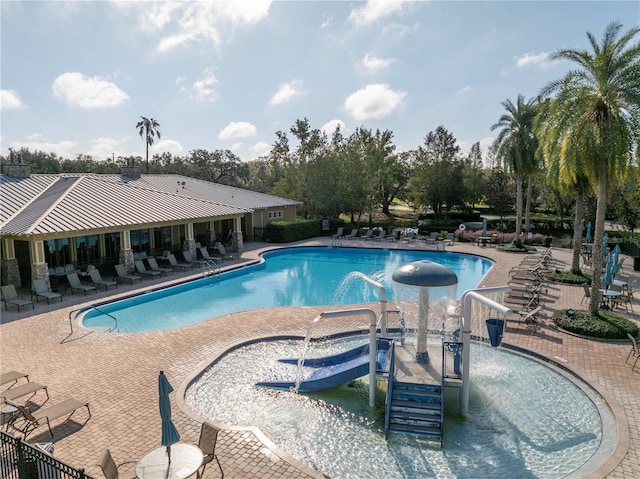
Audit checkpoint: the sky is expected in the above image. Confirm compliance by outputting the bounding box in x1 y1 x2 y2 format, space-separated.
1 1 639 164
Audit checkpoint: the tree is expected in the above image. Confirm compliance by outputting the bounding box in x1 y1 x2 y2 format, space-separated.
491 95 539 240
539 22 640 314
485 167 514 228
136 116 162 174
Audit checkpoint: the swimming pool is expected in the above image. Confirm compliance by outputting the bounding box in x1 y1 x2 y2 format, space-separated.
82 247 493 333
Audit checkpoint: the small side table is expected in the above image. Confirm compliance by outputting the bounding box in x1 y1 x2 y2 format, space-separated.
1 403 21 431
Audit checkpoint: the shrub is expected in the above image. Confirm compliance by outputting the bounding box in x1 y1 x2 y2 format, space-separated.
545 270 592 285
552 309 639 339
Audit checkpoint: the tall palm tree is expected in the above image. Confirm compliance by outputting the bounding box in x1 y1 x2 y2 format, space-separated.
136 116 162 173
491 95 539 241
539 22 640 314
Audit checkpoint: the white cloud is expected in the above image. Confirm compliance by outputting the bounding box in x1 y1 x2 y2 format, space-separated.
321 119 346 137
177 68 219 102
269 80 303 105
218 121 257 139
360 53 395 73
0 89 25 110
250 141 271 156
382 22 418 38
86 137 125 160
136 0 271 52
155 139 183 154
52 72 129 108
11 134 77 159
344 84 406 120
502 51 555 75
459 85 473 94
348 0 413 27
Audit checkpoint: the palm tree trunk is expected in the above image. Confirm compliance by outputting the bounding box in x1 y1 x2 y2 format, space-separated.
589 176 608 314
525 177 533 234
571 193 584 274
515 176 523 239
145 139 149 174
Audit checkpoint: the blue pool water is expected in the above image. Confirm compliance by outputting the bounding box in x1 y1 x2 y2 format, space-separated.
82 247 493 333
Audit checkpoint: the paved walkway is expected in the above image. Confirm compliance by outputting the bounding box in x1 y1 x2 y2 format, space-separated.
1 239 638 478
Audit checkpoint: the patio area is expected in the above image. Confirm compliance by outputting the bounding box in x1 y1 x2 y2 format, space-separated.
1 238 639 478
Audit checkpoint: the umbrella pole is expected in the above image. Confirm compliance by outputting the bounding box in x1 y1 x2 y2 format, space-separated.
167 445 171 464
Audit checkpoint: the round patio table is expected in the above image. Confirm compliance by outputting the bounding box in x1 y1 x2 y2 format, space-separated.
136 443 203 479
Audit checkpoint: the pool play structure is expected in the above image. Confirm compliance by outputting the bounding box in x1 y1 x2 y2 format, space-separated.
185 259 615 478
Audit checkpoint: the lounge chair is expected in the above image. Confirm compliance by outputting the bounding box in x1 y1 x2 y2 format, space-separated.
345 229 359 240
147 257 173 276
10 398 91 438
199 247 219 262
1 381 49 404
215 243 239 260
373 229 387 241
97 449 137 479
67 273 97 295
361 229 374 241
89 269 118 290
166 253 193 271
134 260 162 278
0 371 29 388
1 284 34 311
114 264 142 284
424 232 438 244
626 333 639 371
196 422 224 479
444 233 455 245
32 279 62 304
182 251 203 265
331 227 344 240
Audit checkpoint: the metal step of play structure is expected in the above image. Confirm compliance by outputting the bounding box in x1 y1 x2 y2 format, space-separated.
386 381 444 445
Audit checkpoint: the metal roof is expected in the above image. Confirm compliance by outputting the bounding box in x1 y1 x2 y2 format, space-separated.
0 173 297 237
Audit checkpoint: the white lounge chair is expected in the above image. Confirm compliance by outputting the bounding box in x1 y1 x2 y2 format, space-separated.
1 285 34 311
215 243 239 260
89 269 118 290
67 273 97 295
114 264 142 284
32 279 62 304
147 257 174 275
167 253 193 271
134 260 162 278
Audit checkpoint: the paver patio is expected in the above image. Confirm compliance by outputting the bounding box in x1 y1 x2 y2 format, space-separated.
1 239 638 478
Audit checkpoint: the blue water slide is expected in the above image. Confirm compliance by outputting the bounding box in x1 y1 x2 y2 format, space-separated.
255 338 392 393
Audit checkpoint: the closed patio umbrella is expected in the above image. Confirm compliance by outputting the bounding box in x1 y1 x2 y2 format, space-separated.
602 254 613 290
603 232 609 256
612 244 621 277
585 222 592 242
482 218 487 237
159 371 180 463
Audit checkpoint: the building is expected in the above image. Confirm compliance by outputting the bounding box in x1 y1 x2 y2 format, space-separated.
0 163 301 288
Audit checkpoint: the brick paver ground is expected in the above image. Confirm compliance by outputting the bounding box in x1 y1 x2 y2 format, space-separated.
1 239 638 478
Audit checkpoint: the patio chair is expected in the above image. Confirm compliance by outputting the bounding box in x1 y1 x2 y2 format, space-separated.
89 269 118 290
197 422 224 479
146 257 173 276
9 398 90 438
134 260 162 278
373 229 387 241
626 333 639 371
182 251 203 265
114 264 142 284
361 229 374 241
67 273 97 295
199 247 219 262
215 243 239 260
580 283 591 304
444 233 455 245
166 253 193 271
424 232 438 244
97 449 137 479
1 284 34 311
1 381 49 404
32 279 62 304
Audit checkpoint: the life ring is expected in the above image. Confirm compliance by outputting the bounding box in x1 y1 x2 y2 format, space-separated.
459 224 466 231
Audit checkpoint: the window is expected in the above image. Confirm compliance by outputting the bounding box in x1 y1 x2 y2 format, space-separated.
268 210 283 219
154 226 172 252
131 229 151 253
75 235 100 266
43 238 71 267
104 232 120 262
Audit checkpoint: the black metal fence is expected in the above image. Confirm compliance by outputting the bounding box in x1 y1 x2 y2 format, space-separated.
0 431 93 479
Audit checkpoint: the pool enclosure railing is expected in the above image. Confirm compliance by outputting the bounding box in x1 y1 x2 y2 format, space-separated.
0 430 93 479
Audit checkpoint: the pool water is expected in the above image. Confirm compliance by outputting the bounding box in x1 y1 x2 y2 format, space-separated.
186 336 609 479
82 247 492 333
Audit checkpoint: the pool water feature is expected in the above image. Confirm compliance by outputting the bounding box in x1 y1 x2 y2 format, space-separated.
82 247 492 333
186 336 612 479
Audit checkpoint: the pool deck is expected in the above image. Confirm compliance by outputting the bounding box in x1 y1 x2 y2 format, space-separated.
1 238 639 478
